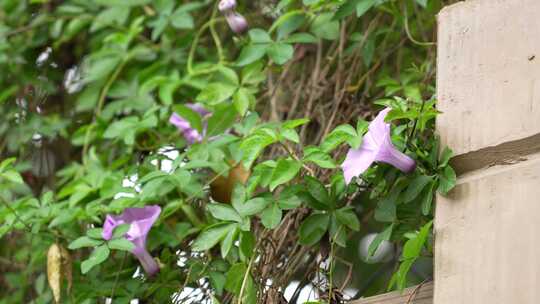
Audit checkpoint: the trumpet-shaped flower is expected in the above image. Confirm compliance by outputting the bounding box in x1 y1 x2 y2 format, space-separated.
169 103 211 144
102 206 161 276
342 108 416 184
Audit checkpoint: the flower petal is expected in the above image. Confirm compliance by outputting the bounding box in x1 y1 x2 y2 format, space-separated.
169 113 191 131
376 136 416 173
368 108 391 146
342 143 378 184
224 12 248 34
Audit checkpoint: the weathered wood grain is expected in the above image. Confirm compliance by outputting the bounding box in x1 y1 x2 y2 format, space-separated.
349 282 433 304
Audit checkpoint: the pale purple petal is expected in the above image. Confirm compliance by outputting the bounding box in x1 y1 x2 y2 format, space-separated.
169 113 191 131
342 148 377 184
186 103 211 117
367 108 391 146
341 133 379 184
342 107 416 184
101 205 161 276
102 215 124 240
170 103 210 144
218 0 236 12
376 136 416 173
224 11 248 34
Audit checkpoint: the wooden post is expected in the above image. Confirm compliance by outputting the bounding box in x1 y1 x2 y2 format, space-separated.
349 282 433 304
435 0 540 303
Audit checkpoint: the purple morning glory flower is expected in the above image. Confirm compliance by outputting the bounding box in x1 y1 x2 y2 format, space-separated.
169 103 211 145
342 108 416 184
102 206 161 276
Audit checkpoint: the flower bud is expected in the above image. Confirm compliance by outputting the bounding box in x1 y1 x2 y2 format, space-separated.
224 11 248 34
218 0 236 12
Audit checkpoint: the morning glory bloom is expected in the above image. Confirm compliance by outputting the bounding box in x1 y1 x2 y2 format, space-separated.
102 206 161 276
169 103 211 144
218 0 248 34
342 108 416 184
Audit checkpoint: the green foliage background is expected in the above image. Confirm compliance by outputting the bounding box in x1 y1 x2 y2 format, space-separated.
0 0 457 303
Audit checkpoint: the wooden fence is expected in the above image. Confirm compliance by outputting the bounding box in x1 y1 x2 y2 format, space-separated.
351 0 540 303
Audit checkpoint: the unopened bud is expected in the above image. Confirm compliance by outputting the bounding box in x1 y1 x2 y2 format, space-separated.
218 0 236 12
224 11 248 34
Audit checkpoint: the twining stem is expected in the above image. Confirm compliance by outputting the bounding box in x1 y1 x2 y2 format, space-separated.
403 4 435 47
280 142 315 176
187 16 226 76
237 249 255 304
0 196 31 231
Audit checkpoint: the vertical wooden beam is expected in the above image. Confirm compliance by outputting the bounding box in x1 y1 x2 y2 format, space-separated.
435 0 540 303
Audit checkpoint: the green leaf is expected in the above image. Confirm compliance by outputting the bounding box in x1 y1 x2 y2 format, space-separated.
81 245 110 274
321 124 357 152
233 88 254 116
208 203 243 222
402 175 433 203
111 223 131 239
196 83 236 105
267 43 294 65
249 28 272 43
298 213 330 246
403 220 433 259
329 214 347 247
303 148 336 169
107 238 135 251
224 263 247 294
239 231 256 259
220 224 238 258
192 223 236 251
87 228 104 239
305 176 331 208
281 128 300 143
68 236 103 249
421 181 435 215
2 171 24 184
334 0 361 20
283 32 317 44
437 166 456 195
356 0 377 17
206 104 237 137
234 197 269 217
93 0 151 6
0 157 16 172
171 11 194 29
236 45 268 66
368 224 393 257
240 129 278 167
282 118 310 129
260 203 282 229
374 196 396 222
172 104 204 133
438 147 453 168
334 207 360 231
415 0 428 8
269 159 302 191
275 12 306 40
310 13 339 40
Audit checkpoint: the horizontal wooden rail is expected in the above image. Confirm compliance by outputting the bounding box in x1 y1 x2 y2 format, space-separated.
349 282 433 304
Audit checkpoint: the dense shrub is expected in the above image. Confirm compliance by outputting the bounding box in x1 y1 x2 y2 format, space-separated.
0 0 456 303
